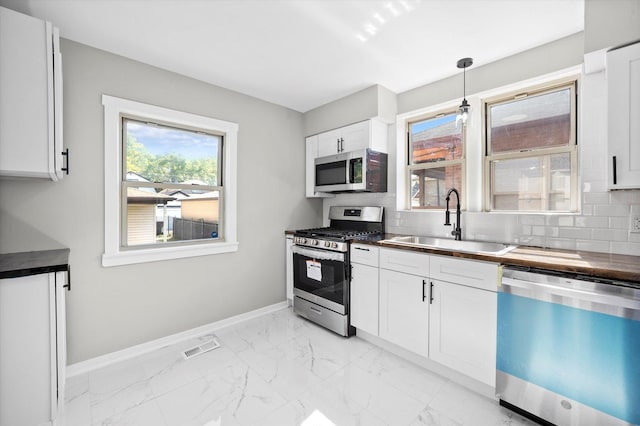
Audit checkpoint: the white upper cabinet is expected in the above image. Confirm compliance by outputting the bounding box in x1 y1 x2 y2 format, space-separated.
316 119 387 158
0 7 66 181
607 41 640 189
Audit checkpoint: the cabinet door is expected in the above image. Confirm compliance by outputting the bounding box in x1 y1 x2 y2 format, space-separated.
429 280 497 386
0 8 63 181
350 262 379 336
317 128 341 157
0 274 53 426
340 120 370 152
379 269 429 357
608 41 640 189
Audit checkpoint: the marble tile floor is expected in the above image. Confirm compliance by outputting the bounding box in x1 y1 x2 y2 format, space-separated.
58 307 533 426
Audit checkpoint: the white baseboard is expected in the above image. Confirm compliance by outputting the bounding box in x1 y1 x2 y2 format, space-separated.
66 301 288 378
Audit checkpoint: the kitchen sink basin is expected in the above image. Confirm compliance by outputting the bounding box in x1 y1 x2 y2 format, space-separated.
381 236 517 256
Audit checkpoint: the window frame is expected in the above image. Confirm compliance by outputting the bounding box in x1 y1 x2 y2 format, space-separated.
406 109 466 210
483 79 578 213
102 95 238 267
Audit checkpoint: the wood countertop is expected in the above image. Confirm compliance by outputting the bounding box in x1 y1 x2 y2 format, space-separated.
355 236 640 284
286 230 639 283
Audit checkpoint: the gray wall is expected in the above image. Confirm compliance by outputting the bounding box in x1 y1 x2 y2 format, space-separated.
0 39 321 363
584 0 640 53
398 32 584 114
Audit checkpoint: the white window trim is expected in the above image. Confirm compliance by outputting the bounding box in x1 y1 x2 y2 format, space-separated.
395 65 582 214
406 110 466 210
101 95 238 267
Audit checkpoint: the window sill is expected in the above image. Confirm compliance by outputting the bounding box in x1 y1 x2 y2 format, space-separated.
102 241 239 267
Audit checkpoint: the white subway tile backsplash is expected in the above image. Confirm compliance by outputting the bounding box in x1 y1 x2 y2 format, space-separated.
558 227 591 239
581 204 594 216
610 217 630 230
576 239 610 253
519 215 545 226
532 226 546 236
545 238 576 250
610 242 640 256
591 228 629 242
575 216 609 228
629 233 640 243
610 190 640 204
582 192 610 204
558 216 574 227
594 204 630 217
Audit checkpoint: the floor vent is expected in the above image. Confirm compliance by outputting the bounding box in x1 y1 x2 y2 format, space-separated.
182 338 221 360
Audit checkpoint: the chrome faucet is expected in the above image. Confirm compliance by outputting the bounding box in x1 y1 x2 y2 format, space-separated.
444 188 462 241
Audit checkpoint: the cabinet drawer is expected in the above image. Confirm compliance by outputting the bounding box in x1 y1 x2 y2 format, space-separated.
430 256 498 292
379 248 429 277
351 244 379 267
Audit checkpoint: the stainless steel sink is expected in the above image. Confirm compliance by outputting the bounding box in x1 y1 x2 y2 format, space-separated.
381 235 517 256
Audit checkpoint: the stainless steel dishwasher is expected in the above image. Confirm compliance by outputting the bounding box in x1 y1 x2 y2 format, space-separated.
497 267 640 426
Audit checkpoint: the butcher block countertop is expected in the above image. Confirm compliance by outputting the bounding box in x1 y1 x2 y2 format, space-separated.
355 235 640 284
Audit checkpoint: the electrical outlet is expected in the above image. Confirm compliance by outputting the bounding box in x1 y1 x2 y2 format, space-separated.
630 205 640 233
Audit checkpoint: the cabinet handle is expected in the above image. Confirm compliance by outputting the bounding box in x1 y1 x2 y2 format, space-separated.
337 138 340 153
340 137 344 152
354 247 370 251
430 281 434 304
422 279 426 301
612 156 617 185
63 265 71 291
61 148 70 175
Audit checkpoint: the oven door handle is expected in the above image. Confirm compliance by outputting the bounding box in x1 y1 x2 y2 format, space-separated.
292 245 346 262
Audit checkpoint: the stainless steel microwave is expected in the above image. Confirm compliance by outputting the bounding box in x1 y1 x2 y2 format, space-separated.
314 148 388 193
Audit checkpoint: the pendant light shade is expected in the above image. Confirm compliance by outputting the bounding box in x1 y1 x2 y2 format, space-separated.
456 57 473 127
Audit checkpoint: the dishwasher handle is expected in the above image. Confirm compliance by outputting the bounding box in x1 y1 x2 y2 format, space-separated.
501 271 640 320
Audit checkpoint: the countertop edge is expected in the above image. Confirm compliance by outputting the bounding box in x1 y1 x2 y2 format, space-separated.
0 248 70 279
353 236 640 284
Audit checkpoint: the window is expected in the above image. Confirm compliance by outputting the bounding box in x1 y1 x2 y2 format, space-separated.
102 95 238 267
407 112 464 209
484 81 577 212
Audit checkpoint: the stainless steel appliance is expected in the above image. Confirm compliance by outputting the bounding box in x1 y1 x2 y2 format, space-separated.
314 148 388 193
292 206 384 336
497 267 640 426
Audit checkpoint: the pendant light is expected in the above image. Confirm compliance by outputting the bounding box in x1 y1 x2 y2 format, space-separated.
456 57 473 127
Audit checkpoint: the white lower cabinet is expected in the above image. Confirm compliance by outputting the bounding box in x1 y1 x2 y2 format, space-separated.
379 268 429 358
429 278 497 386
350 246 499 388
350 244 379 336
350 262 379 335
0 271 67 426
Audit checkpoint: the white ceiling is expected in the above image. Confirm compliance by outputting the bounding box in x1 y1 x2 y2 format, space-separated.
2 0 584 112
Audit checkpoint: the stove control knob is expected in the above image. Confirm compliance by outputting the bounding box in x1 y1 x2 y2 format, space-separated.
324 241 331 247
331 242 338 248
312 239 319 246
299 238 307 244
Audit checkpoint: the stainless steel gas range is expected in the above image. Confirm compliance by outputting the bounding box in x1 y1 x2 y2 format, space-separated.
291 206 384 336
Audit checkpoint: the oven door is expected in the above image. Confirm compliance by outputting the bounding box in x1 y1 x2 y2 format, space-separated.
292 245 348 314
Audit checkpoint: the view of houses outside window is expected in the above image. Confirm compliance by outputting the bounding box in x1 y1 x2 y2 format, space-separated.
122 117 223 247
485 81 577 212
408 112 464 209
